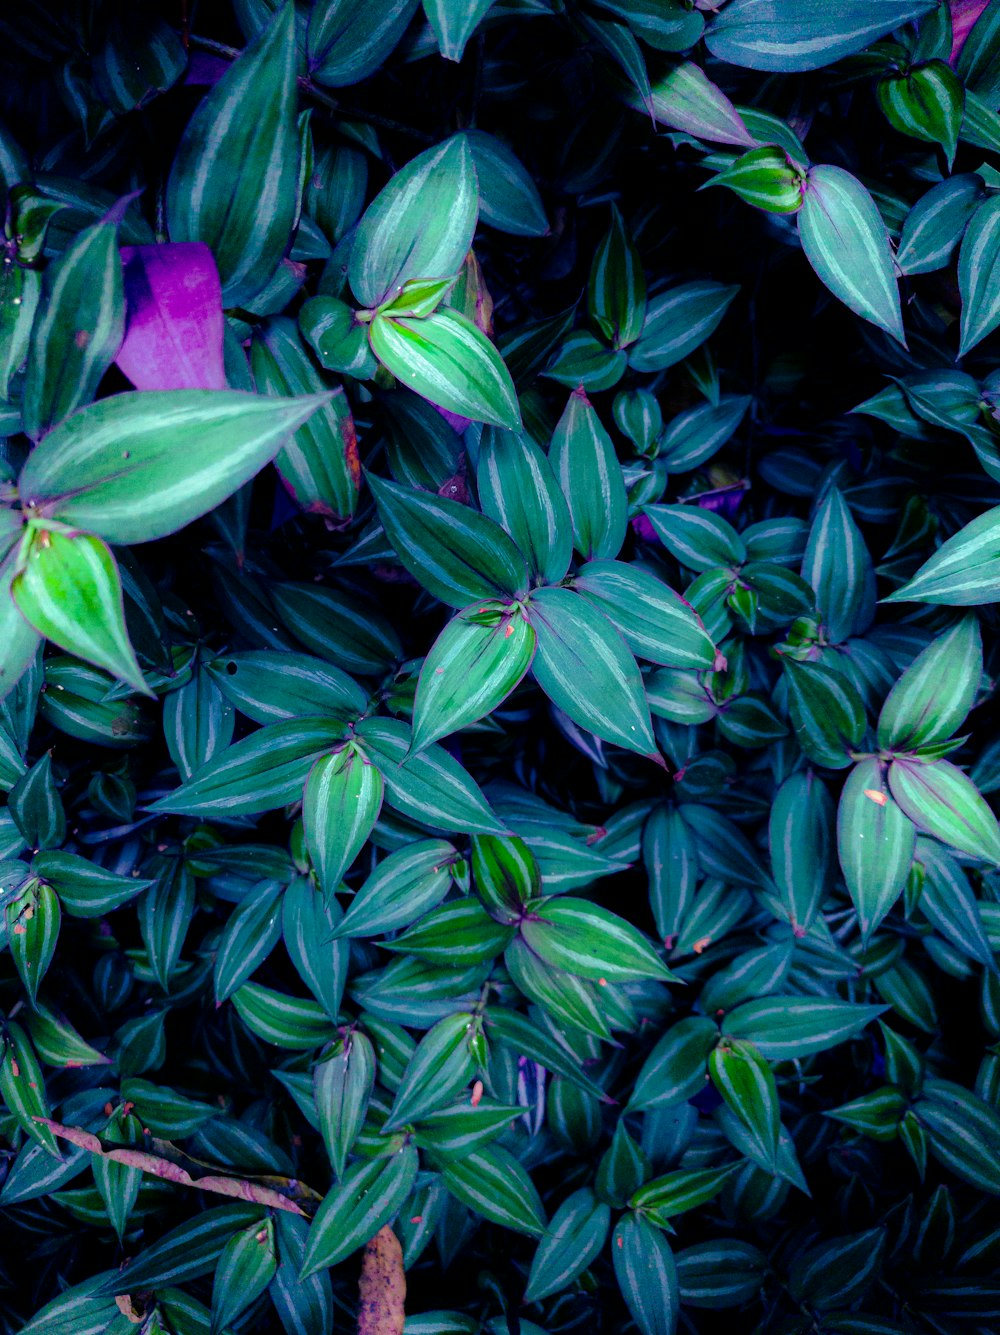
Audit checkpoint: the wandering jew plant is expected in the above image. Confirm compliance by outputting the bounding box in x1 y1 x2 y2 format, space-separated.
1 0 1000 1332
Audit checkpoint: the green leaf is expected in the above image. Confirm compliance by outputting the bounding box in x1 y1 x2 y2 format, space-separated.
798 166 905 344
477 429 573 586
659 395 753 473
411 602 536 752
282 875 350 1020
269 1213 335 1335
879 60 964 167
387 899 514 966
589 206 646 349
642 504 745 572
149 719 347 816
520 895 676 982
675 1239 767 1309
884 505 1000 604
574 559 717 669
424 0 496 61
368 473 529 608
467 131 548 237
24 1003 109 1069
549 389 627 560
705 0 936 72
612 1211 679 1335
723 996 887 1060
303 746 384 895
768 769 832 932
436 1145 547 1236
96 1204 263 1293
385 1012 479 1130
0 1021 57 1155
471 833 540 922
370 307 521 431
208 649 366 726
709 1038 780 1172
250 319 359 518
232 982 337 1050
959 193 1000 356
211 1216 277 1335
529 585 657 758
802 487 876 643
525 1187 611 1302
647 62 755 147
213 879 284 1003
897 173 986 275
331 838 456 939
166 3 299 307
273 581 402 675
350 135 477 308
629 281 739 374
782 658 866 770
11 528 146 694
505 937 615 1041
7 878 60 1005
22 220 122 440
631 1165 738 1226
355 716 506 834
704 146 805 213
165 666 235 780
300 1146 419 1276
485 1007 609 1102
837 759 916 942
888 756 1000 864
877 615 981 750
307 0 419 88
33 850 151 918
0 259 40 403
915 1078 1000 1196
314 1031 376 1177
298 294 376 378
19 389 329 545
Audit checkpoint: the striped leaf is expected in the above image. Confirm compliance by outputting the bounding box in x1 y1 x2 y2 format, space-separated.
724 996 887 1060
549 389 628 560
331 839 456 940
355 715 506 834
467 130 549 237
163 666 235 780
424 0 496 62
676 1239 767 1309
888 756 1000 864
878 60 964 166
783 658 866 770
19 389 329 545
303 746 384 895
0 1022 56 1155
529 585 657 759
612 1212 678 1335
629 281 739 374
314 1031 376 1178
166 3 298 308
705 0 936 72
95 1204 262 1294
212 880 284 1003
412 602 536 752
437 1145 547 1236
385 899 514 966
897 173 986 275
385 1012 478 1130
7 879 59 1006
768 770 832 932
307 0 419 87
250 319 359 519
704 146 805 213
519 895 676 982
632 1165 738 1226
368 473 529 609
149 719 348 816
369 307 521 431
802 487 876 643
915 1078 1000 1195
574 560 717 670
837 758 916 942
282 876 350 1020
232 982 336 1050
885 505 1000 604
211 1218 277 1335
659 395 752 473
477 429 573 585
877 615 981 750
958 193 1000 356
709 1038 780 1171
350 135 477 308
647 62 755 146
798 166 905 344
300 1146 419 1276
22 220 123 440
589 206 646 348
12 528 145 694
525 1187 611 1302
643 504 745 572
208 650 366 726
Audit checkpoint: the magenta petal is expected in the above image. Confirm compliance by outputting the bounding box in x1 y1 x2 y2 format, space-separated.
116 243 227 391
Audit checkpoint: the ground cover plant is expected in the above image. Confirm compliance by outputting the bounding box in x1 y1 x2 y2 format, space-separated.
1 0 1000 1331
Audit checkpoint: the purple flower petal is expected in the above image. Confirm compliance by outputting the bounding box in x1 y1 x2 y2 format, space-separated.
116 243 226 391
434 405 472 434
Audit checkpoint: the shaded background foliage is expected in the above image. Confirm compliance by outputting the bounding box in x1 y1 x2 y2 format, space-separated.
0 2 1000 1334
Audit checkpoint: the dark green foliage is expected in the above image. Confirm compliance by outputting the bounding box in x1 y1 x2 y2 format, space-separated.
2 2 1000 1334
